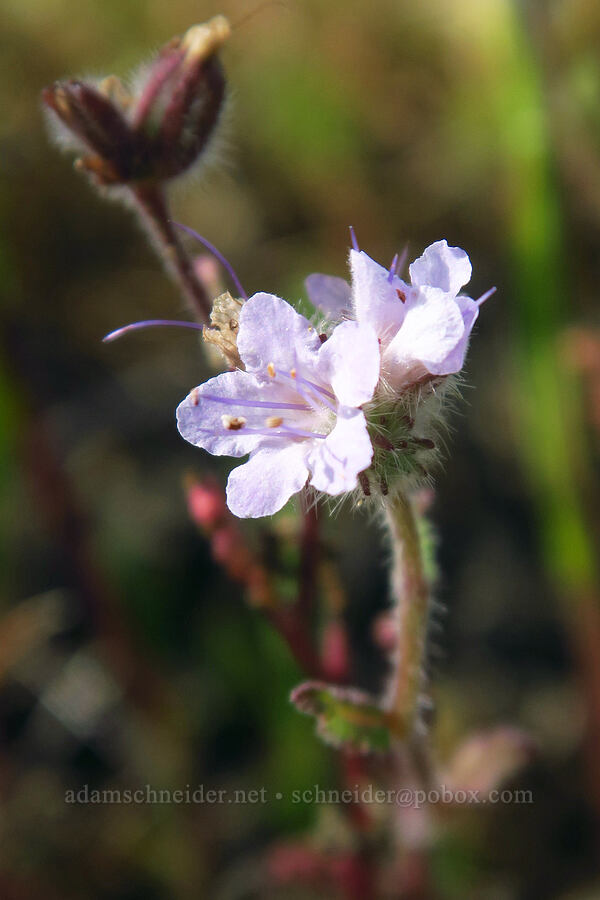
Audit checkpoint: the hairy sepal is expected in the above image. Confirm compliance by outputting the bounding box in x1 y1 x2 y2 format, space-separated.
290 681 391 754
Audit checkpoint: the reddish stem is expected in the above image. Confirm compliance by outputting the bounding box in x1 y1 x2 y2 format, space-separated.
130 183 212 322
298 504 319 621
264 606 323 679
571 593 600 835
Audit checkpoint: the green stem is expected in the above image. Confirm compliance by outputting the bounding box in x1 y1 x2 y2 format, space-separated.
384 491 430 739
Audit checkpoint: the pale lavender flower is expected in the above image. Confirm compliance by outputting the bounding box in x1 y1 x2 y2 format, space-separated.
176 293 380 517
306 239 493 391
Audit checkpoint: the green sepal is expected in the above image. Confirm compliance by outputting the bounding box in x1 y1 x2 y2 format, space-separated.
290 681 391 754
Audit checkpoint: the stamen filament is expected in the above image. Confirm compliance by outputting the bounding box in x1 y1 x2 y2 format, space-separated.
278 424 327 440
476 286 496 306
286 379 318 411
298 376 336 401
275 372 330 412
174 222 249 299
349 225 359 252
295 379 337 413
201 393 310 411
397 244 409 277
192 425 327 440
103 319 204 343
234 426 326 440
303 384 336 413
278 371 336 402
387 253 399 283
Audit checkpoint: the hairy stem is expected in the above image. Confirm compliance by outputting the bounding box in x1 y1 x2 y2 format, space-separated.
384 491 430 738
130 182 212 323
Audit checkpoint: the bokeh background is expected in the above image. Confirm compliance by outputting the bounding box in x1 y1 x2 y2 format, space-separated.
1 0 600 896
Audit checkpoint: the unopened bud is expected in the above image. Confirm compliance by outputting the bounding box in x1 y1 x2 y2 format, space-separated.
444 727 536 796
42 16 230 186
186 476 227 530
42 79 137 184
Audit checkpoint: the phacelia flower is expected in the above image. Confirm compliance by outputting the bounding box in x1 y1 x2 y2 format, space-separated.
306 239 493 391
176 293 380 517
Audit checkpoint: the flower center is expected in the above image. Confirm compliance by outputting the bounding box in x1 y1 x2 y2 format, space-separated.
203 361 337 442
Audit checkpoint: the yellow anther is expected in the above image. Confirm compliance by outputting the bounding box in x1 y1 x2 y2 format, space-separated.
221 414 246 431
290 368 297 378
267 362 276 377
266 416 283 428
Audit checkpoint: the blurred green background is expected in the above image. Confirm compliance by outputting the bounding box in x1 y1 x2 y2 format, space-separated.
1 0 600 897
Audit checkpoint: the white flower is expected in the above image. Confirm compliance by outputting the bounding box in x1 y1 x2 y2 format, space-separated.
306 239 493 390
176 293 380 517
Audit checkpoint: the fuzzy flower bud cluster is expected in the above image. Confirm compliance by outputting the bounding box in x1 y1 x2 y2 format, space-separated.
42 16 229 186
176 239 492 517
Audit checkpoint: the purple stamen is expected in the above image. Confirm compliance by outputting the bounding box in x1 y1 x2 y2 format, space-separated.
103 319 203 343
286 379 317 411
387 253 399 284
278 424 327 440
174 222 248 299
277 371 336 412
279 371 336 401
193 426 326 440
298 380 336 412
201 394 310 411
476 286 496 306
234 425 326 440
349 225 359 252
397 244 409 276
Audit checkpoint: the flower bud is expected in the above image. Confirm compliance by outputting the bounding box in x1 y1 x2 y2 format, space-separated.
443 727 536 797
42 16 230 186
186 476 227 531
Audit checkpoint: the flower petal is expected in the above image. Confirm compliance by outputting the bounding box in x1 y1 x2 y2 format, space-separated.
317 320 380 407
305 273 351 321
176 369 297 457
349 250 407 341
237 292 322 376
226 443 309 517
457 295 479 336
308 409 373 495
384 287 465 376
435 295 479 373
409 240 472 296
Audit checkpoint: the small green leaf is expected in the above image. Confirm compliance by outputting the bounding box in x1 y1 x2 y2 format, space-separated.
290 681 391 754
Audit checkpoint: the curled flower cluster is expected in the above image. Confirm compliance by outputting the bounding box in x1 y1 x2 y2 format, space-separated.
176 238 493 517
42 16 230 186
44 14 491 520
